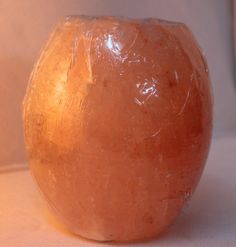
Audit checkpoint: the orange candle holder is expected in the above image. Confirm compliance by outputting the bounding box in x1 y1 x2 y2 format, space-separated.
23 16 213 242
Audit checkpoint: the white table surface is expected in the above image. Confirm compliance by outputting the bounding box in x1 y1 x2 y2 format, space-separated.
1 132 236 247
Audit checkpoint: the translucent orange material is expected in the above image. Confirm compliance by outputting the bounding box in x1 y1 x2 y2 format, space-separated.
23 16 213 242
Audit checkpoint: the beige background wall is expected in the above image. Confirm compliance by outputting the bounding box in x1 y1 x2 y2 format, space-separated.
0 0 235 166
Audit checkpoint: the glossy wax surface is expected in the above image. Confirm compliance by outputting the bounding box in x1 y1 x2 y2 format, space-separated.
23 16 213 242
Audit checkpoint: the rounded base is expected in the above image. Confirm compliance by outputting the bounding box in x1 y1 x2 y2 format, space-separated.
69 225 169 243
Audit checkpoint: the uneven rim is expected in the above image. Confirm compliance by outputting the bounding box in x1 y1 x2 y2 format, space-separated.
63 14 185 26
